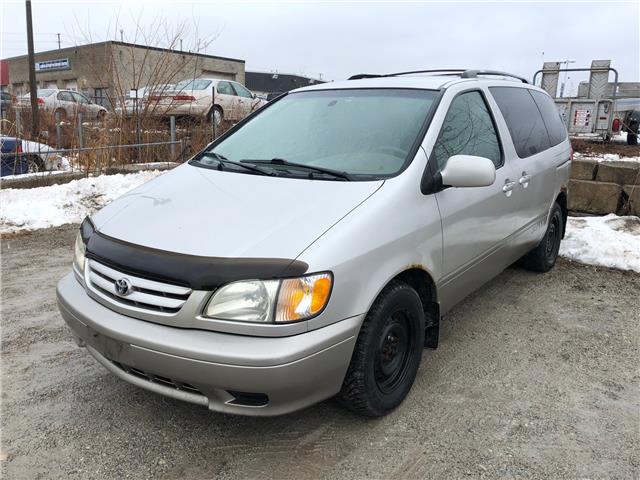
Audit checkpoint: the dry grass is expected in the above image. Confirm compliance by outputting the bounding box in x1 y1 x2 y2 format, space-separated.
1 106 233 174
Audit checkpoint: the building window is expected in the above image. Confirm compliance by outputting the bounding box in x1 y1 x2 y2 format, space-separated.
94 88 109 107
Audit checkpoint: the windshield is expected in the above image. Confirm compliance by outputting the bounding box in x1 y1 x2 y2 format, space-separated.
195 89 438 179
174 79 212 91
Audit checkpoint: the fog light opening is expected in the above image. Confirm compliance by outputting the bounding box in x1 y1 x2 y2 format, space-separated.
227 391 269 407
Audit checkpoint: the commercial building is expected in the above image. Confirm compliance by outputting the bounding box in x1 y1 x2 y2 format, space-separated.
2 41 245 108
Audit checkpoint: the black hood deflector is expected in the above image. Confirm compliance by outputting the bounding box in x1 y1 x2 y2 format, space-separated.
81 218 308 289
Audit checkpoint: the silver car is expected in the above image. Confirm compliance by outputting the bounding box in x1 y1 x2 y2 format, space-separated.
18 89 107 120
57 70 571 417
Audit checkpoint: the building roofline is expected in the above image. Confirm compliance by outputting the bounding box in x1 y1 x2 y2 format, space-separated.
3 40 245 64
246 70 324 82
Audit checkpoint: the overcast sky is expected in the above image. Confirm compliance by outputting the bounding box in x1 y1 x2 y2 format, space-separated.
1 0 638 89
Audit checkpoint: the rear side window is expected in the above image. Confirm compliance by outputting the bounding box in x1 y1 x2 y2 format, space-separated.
530 90 567 146
217 82 235 96
432 90 502 170
489 87 550 158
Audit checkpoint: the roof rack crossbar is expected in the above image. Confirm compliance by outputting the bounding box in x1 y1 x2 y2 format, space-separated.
460 70 528 83
348 69 528 83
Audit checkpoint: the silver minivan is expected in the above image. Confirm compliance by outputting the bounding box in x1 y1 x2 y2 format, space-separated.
57 70 571 417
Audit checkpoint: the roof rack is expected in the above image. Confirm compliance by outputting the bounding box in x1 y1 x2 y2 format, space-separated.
348 69 528 84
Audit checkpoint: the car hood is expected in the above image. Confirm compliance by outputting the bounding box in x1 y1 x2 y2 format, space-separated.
93 164 383 259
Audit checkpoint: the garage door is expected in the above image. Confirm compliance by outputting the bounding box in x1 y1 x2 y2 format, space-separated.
201 70 235 80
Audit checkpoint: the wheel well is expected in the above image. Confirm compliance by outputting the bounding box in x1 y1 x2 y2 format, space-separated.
556 191 568 238
393 268 440 348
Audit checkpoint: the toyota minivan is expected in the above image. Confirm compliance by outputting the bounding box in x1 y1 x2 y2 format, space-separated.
57 69 571 417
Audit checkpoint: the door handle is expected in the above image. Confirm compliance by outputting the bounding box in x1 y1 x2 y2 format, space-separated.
502 180 516 197
519 172 531 188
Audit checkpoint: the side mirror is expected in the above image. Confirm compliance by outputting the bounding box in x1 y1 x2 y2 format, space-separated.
440 155 496 188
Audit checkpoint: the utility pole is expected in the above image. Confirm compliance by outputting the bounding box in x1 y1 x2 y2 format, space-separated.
25 0 38 137
56 33 61 49
559 59 576 97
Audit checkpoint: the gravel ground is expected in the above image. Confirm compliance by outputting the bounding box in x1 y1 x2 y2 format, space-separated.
1 225 639 480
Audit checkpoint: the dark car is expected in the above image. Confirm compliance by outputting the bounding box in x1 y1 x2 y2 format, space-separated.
623 109 639 145
1 136 28 176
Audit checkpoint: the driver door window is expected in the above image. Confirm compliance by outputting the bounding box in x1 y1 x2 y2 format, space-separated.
71 92 89 104
433 90 502 170
231 83 257 118
232 83 253 99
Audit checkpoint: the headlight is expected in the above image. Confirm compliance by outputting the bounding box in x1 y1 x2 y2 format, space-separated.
73 231 86 274
204 272 332 323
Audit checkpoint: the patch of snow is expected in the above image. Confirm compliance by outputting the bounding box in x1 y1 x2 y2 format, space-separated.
573 152 640 163
1 170 70 179
560 214 640 272
612 132 628 144
0 170 163 234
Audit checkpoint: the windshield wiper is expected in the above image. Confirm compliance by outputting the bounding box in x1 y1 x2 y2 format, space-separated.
201 152 272 176
241 158 352 181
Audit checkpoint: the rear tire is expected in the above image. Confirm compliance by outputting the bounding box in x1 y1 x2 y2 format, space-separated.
208 106 223 126
336 280 425 417
518 203 563 272
27 155 45 173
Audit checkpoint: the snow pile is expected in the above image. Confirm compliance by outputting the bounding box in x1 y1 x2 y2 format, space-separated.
560 214 640 272
574 152 640 164
0 171 163 234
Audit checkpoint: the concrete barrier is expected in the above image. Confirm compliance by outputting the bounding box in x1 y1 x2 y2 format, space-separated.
623 184 640 216
568 180 622 214
569 160 640 215
570 159 598 181
596 162 640 185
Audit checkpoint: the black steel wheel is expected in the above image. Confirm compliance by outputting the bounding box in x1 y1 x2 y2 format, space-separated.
337 280 425 417
518 202 564 272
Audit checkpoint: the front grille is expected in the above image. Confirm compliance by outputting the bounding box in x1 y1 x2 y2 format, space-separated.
110 359 203 395
85 259 191 314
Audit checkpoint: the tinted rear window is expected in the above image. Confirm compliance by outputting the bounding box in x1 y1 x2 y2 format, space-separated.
489 87 550 158
530 90 567 146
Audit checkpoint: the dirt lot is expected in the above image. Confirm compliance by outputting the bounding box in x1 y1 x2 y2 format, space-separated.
1 225 639 479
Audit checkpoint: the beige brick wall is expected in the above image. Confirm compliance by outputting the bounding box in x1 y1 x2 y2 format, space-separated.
6 41 245 104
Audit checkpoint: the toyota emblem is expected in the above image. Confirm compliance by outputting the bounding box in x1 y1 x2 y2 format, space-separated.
114 278 132 297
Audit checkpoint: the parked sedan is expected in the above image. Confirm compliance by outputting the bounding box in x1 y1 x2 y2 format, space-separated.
18 89 107 121
157 78 266 125
115 84 175 117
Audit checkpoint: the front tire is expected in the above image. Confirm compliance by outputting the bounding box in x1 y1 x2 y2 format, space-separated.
519 203 563 272
337 280 425 417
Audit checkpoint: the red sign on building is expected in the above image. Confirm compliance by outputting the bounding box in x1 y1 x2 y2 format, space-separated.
0 60 9 86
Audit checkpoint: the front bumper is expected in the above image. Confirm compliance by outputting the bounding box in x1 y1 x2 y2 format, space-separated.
56 273 361 416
